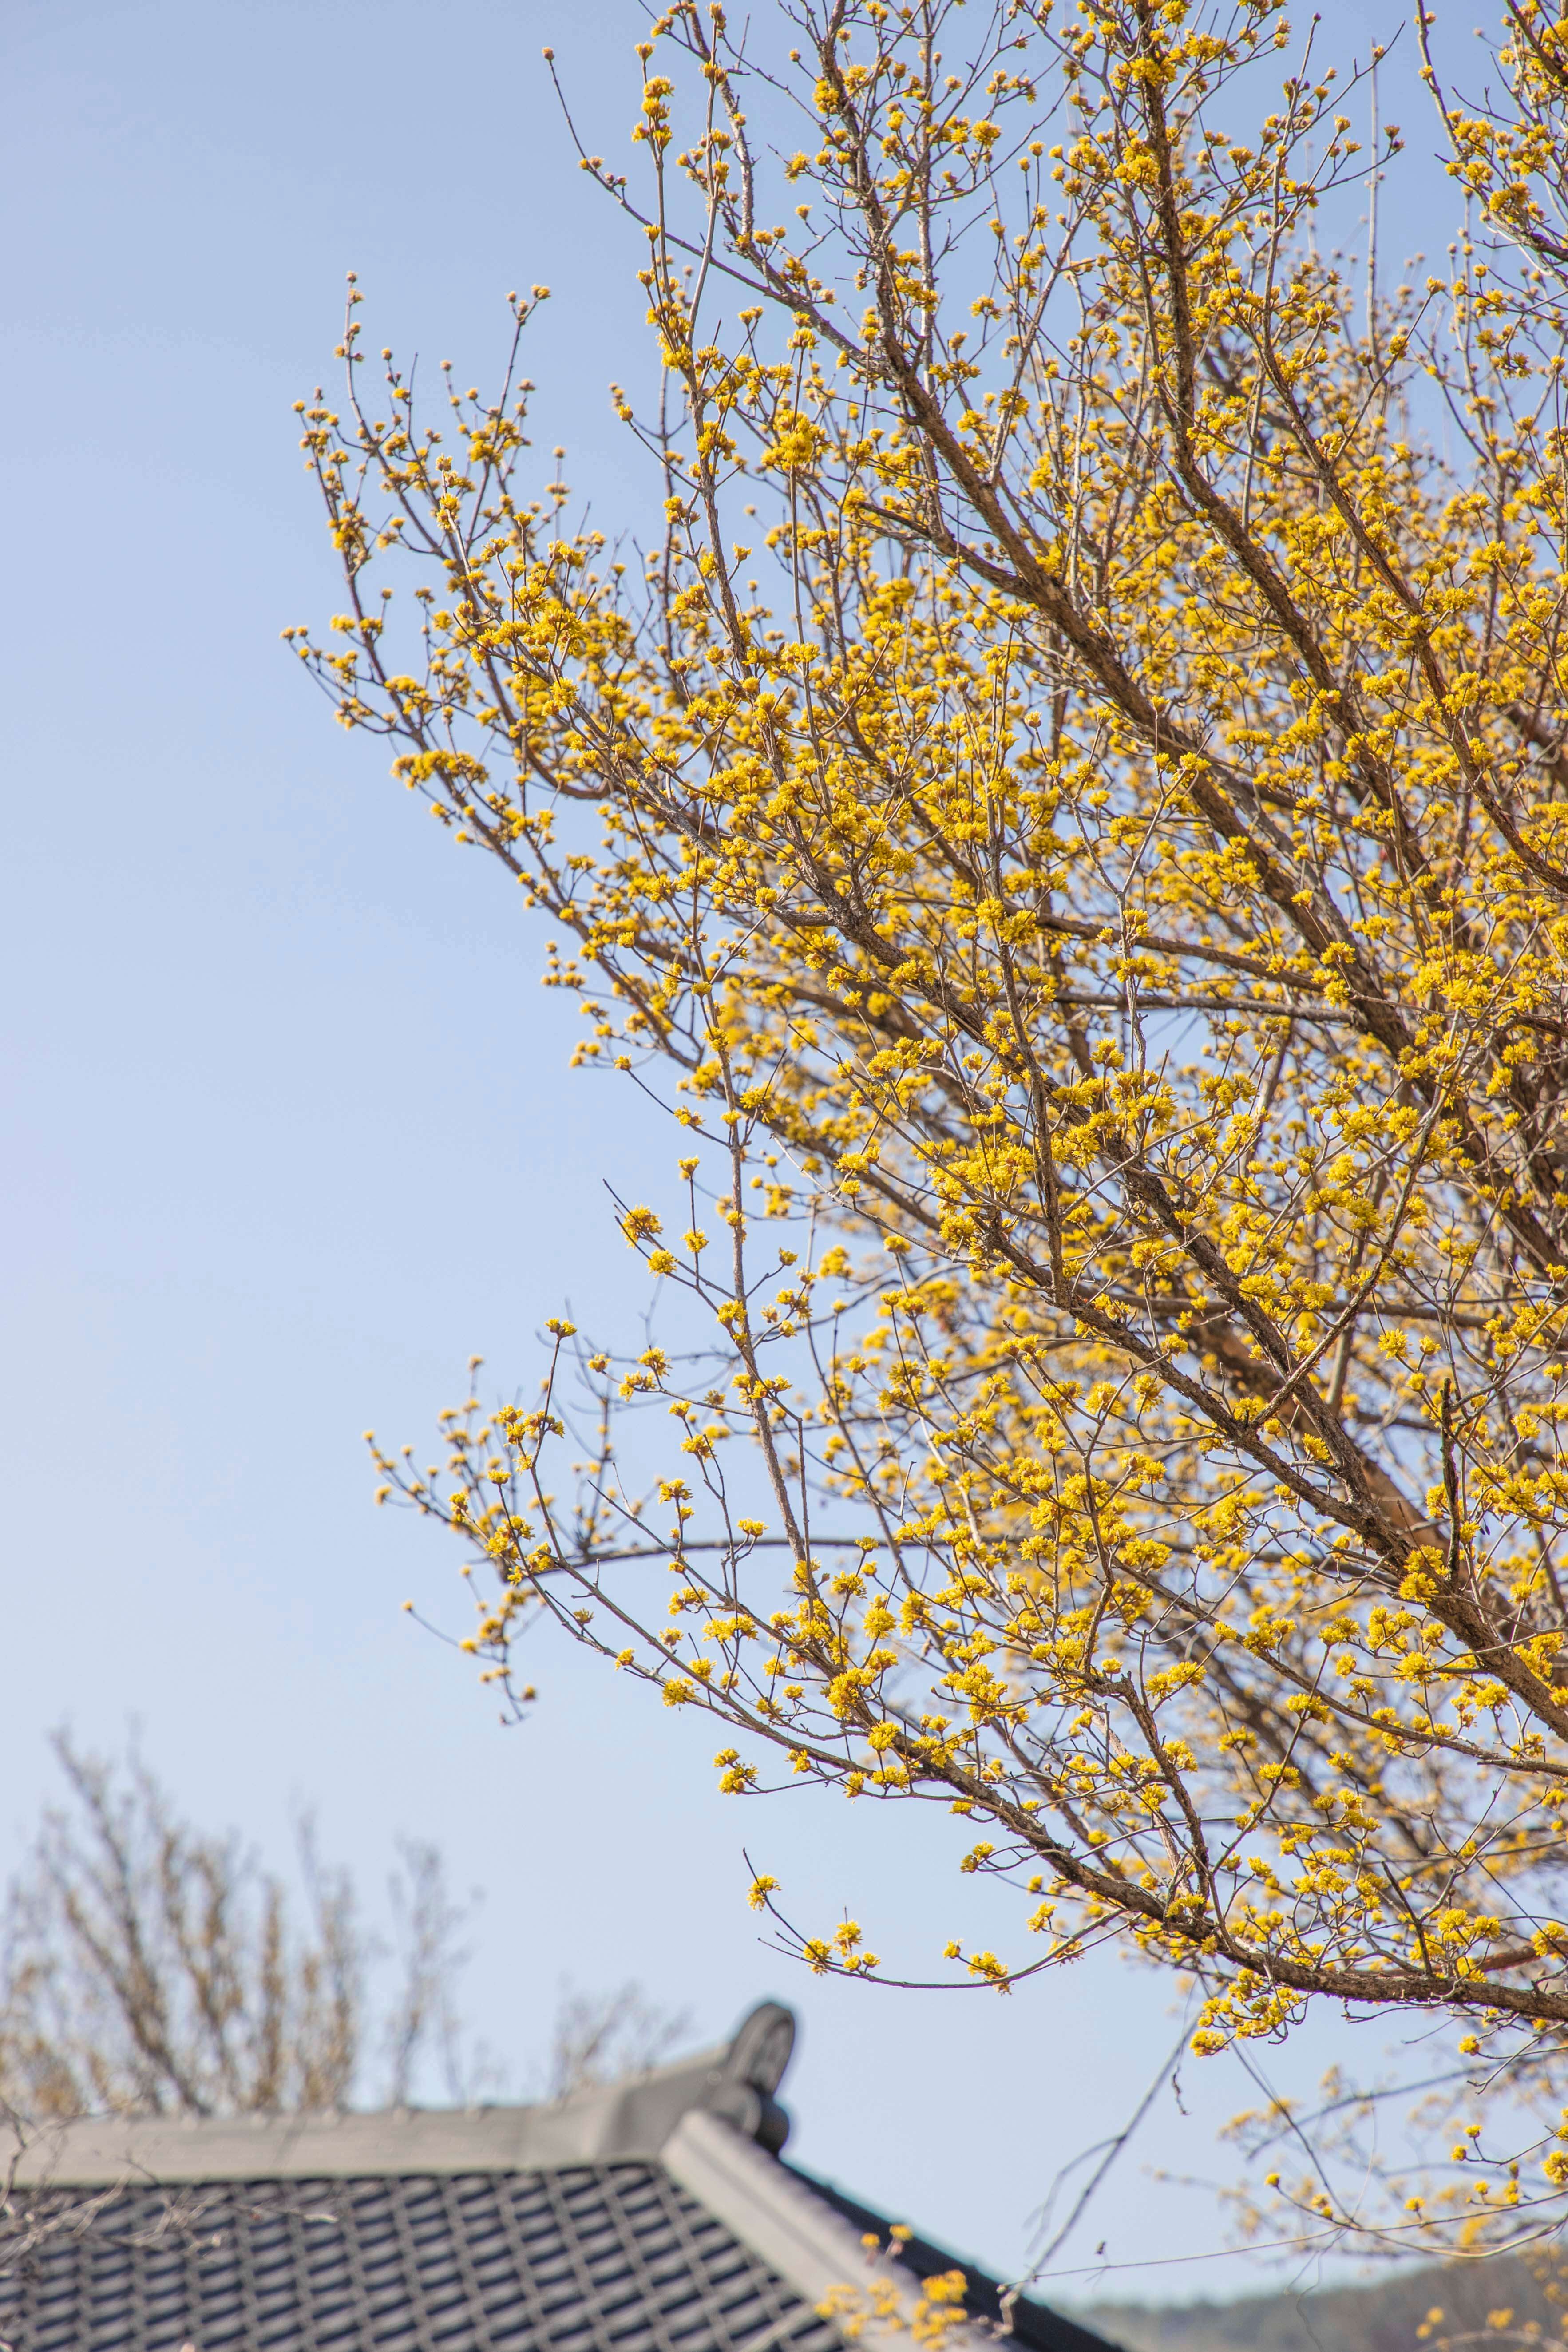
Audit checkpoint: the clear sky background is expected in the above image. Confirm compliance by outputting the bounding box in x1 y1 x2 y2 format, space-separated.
2 0 1475 2313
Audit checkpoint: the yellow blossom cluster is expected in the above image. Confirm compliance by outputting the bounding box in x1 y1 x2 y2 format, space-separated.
310 0 1568 2259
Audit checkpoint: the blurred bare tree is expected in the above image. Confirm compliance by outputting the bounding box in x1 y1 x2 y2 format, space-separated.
0 1735 696 2128
0 1734 476 2119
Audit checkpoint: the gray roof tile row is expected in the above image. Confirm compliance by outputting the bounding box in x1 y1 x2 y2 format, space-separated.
0 2166 840 2352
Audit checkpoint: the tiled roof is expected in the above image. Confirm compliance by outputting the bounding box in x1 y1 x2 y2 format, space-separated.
0 2163 838 2352
0 2006 1119 2352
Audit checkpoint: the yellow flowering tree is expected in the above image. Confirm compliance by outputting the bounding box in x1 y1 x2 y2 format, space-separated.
294 0 1568 2251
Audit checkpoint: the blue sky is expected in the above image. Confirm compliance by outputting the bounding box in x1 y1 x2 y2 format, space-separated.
2 0 1466 2308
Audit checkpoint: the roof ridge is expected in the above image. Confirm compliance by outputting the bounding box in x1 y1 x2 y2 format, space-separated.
8 2002 796 2187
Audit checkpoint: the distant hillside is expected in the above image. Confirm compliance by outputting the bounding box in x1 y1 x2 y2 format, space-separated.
1073 2253 1565 2352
